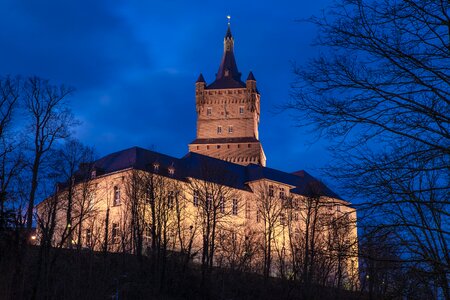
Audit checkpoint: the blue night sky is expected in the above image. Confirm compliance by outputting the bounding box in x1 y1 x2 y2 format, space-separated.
0 0 335 183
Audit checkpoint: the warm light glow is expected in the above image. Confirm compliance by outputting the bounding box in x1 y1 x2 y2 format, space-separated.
31 235 36 240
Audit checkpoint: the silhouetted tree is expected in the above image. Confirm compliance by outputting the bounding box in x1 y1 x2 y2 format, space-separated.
24 77 76 230
289 0 449 297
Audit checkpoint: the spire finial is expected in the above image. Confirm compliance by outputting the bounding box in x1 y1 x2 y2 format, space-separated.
227 15 231 26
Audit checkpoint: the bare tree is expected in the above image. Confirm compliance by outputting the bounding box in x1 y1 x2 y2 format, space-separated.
288 0 449 297
252 181 284 278
0 76 22 230
24 77 76 230
187 161 239 286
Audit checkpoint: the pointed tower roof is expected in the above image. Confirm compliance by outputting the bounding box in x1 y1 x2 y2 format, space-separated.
207 24 246 89
247 71 256 81
196 73 206 83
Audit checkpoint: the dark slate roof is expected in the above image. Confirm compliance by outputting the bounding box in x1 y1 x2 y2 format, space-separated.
181 152 250 191
196 73 206 83
75 146 342 200
206 26 246 90
190 137 259 144
247 71 256 81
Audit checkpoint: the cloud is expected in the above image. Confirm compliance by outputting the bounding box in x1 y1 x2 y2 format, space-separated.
0 0 151 89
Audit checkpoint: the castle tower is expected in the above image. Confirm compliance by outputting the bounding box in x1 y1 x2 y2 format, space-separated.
188 24 266 166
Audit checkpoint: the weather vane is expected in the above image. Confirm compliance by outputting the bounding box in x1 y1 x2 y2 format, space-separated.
227 15 231 25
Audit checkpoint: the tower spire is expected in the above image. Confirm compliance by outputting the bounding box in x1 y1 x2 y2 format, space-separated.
204 18 245 89
206 17 244 89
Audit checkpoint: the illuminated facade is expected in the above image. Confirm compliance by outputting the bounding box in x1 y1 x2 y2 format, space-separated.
37 25 359 287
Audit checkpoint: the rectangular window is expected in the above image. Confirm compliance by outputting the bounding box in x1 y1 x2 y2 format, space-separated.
280 213 286 226
113 186 121 206
231 231 237 243
293 198 299 210
239 106 244 114
207 194 213 211
294 212 299 221
245 201 250 219
193 190 199 207
256 209 261 223
112 223 119 243
168 191 174 208
232 198 238 215
219 196 225 213
207 107 212 116
279 188 286 200
85 228 92 246
144 222 151 238
228 125 233 133
269 185 274 197
217 126 222 134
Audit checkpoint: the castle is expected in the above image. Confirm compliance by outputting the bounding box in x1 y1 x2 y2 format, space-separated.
37 24 358 285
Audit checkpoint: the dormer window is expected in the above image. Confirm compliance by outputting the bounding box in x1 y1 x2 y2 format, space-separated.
91 170 97 178
168 166 175 176
113 186 121 206
153 163 160 172
224 69 230 77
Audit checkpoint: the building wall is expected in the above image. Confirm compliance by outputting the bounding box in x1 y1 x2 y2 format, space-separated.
37 169 358 285
189 84 266 166
195 88 259 139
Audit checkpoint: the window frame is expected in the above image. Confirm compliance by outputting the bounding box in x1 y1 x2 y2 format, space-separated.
113 186 121 206
232 198 238 215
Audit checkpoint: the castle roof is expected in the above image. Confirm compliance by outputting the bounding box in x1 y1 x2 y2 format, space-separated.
247 71 256 81
78 146 342 200
206 25 246 90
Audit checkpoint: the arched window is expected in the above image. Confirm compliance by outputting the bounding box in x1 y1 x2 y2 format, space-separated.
113 186 121 206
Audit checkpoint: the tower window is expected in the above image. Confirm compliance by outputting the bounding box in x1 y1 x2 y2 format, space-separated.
217 145 221 149
228 125 233 133
239 106 244 114
207 107 212 116
248 144 251 148
217 126 222 134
